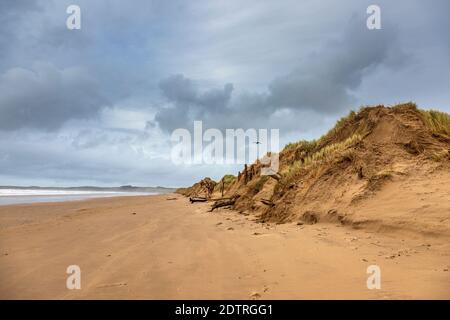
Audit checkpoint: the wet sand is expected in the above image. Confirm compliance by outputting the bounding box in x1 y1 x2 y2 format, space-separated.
0 194 449 299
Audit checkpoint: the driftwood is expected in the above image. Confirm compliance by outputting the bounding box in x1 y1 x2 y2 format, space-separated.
209 195 240 212
189 196 207 203
209 199 235 211
267 173 281 181
220 178 225 197
260 198 274 206
210 197 234 201
244 164 249 183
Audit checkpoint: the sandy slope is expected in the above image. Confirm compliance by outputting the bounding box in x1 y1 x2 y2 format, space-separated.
348 167 450 236
0 194 449 299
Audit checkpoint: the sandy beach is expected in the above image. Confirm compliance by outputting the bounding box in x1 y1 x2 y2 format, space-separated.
1 194 449 299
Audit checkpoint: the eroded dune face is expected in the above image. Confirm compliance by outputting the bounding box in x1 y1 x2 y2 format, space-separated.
179 103 450 237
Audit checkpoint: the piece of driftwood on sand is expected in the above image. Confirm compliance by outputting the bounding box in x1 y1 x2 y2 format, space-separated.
189 196 208 203
209 195 240 212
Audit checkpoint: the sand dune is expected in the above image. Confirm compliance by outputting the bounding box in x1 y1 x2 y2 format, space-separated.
178 105 450 235
1 194 449 299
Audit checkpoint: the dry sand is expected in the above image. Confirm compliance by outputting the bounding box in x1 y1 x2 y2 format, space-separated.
0 194 449 299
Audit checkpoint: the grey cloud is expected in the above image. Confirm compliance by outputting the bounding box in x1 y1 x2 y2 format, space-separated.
159 74 234 109
159 74 198 105
0 0 41 63
266 16 407 113
0 63 109 131
0 127 177 187
72 126 152 150
155 74 234 131
154 16 406 133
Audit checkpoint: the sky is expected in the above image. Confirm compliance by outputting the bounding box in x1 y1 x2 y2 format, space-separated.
0 0 449 187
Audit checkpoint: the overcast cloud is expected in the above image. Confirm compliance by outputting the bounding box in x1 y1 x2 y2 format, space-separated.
0 0 449 187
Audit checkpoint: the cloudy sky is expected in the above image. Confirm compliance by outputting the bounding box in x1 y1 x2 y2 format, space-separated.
0 0 449 187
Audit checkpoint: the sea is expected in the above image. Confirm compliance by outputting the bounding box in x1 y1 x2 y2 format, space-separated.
0 187 174 206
